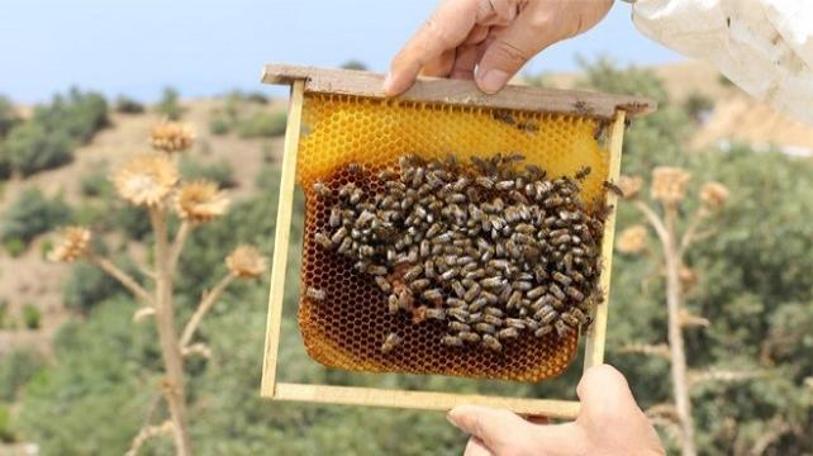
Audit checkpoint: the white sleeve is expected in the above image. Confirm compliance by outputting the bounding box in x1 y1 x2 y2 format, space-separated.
630 0 813 125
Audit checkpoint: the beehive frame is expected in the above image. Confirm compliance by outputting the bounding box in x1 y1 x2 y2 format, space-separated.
260 64 655 418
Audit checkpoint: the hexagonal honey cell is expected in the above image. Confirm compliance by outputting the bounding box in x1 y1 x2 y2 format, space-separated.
297 93 609 382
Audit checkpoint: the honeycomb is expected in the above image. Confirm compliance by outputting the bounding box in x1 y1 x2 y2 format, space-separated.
296 93 609 382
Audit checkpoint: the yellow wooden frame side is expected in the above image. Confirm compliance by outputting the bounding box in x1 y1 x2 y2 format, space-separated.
261 80 305 397
584 110 626 369
260 85 627 418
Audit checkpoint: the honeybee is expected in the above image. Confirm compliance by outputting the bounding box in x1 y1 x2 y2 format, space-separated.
498 327 519 340
442 335 464 347
574 166 592 181
314 232 333 249
474 322 496 334
380 332 402 353
387 294 400 314
448 321 471 332
554 319 573 337
313 181 332 197
603 180 625 197
552 271 573 286
491 110 516 125
459 331 481 343
306 287 325 301
534 325 554 337
482 334 503 352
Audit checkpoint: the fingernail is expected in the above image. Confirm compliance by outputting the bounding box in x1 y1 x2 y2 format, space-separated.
446 411 458 427
383 73 394 94
477 69 509 94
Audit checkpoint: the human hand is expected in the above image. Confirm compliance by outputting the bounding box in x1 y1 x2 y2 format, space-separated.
384 0 614 96
447 364 664 455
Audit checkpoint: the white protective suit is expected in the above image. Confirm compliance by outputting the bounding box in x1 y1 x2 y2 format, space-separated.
630 0 813 124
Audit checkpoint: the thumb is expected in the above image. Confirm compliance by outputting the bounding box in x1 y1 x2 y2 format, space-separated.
448 405 582 455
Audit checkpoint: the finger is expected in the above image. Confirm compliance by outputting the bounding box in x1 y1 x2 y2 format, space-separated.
448 405 533 451
464 437 493 456
463 24 490 45
450 42 484 80
421 48 457 78
474 10 559 94
385 0 480 95
577 364 644 426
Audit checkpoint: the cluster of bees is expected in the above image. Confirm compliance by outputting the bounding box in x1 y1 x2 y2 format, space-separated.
309 153 606 354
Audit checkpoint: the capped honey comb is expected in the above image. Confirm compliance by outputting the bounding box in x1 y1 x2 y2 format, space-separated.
297 93 610 382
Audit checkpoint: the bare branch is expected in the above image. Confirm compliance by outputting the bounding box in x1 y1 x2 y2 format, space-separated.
125 420 174 456
89 255 153 305
181 343 212 359
688 369 766 388
179 272 236 348
678 309 710 328
618 343 672 361
148 206 193 455
679 207 708 253
634 201 671 251
168 220 192 274
749 417 798 456
646 402 679 421
133 306 156 323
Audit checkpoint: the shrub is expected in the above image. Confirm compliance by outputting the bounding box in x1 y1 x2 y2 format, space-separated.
0 404 14 443
0 143 12 180
4 122 74 176
340 59 368 71
245 91 269 104
0 188 71 246
63 262 128 314
33 88 108 144
156 87 183 120
180 157 237 188
236 111 287 138
0 95 20 138
79 168 112 198
114 96 145 114
0 349 44 401
209 115 231 135
683 92 715 123
0 299 8 329
113 204 152 240
22 304 41 330
3 238 25 257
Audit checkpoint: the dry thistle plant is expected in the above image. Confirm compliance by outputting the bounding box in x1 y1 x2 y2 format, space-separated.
615 168 761 456
49 122 266 456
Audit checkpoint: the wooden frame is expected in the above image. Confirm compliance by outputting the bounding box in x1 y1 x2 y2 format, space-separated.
260 64 652 419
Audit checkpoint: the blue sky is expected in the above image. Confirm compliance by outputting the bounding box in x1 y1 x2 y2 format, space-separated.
1 0 682 103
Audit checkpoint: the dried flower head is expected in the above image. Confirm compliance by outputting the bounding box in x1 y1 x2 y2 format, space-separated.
678 308 710 328
150 122 195 153
113 154 179 207
175 180 229 223
679 266 699 292
617 175 644 199
700 181 729 210
48 226 92 262
651 167 692 206
617 224 648 254
226 245 268 279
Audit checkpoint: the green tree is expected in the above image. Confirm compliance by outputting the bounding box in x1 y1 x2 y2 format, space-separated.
1 188 71 247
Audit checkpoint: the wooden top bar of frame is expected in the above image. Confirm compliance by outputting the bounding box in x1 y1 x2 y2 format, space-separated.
262 63 656 120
